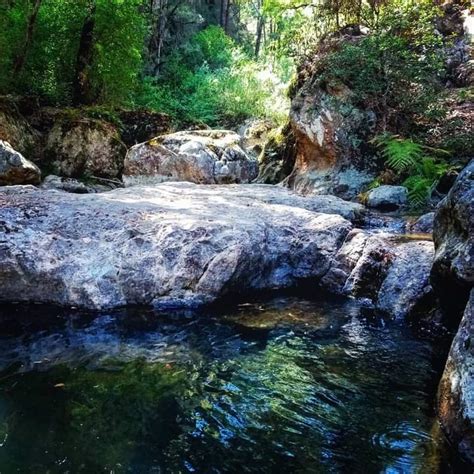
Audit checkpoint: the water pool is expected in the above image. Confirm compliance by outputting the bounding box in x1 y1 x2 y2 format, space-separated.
0 294 457 472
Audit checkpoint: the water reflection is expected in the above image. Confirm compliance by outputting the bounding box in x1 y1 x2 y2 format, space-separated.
0 295 456 473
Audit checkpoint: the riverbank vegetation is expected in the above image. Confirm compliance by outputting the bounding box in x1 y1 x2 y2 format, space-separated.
0 0 471 204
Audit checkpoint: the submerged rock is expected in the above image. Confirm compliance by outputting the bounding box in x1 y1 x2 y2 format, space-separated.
0 182 352 310
0 140 41 185
366 185 408 211
438 290 474 465
123 130 258 186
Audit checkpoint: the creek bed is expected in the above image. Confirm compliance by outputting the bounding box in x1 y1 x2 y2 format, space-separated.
0 293 458 472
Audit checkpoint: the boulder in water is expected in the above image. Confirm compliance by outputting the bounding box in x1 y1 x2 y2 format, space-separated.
0 182 352 310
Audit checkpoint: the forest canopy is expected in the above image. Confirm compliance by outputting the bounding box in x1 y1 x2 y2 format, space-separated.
0 0 458 127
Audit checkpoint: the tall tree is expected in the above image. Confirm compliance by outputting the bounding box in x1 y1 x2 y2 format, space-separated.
13 0 42 76
73 0 96 105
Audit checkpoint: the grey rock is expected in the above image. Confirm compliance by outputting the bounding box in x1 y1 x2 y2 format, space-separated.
322 230 435 319
123 130 258 186
376 240 434 319
366 185 408 211
0 140 41 186
320 229 371 294
408 212 435 234
45 119 126 179
341 233 395 300
431 159 474 316
438 290 474 465
0 182 352 310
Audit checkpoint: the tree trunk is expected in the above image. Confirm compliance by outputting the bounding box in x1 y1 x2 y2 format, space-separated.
255 16 264 58
73 1 96 105
220 0 228 30
224 0 231 33
13 0 42 76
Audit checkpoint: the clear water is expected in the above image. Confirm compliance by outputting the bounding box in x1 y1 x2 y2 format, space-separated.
0 294 457 473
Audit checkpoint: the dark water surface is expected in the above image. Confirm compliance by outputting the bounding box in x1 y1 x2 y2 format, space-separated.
0 294 457 473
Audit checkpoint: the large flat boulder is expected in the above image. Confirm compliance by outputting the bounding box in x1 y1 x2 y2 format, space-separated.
0 140 41 185
123 130 258 186
438 290 474 465
0 182 352 310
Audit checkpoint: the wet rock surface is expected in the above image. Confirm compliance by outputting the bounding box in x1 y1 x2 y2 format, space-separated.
40 175 115 194
438 290 474 465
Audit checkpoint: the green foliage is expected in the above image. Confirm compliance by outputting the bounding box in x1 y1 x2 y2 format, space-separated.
134 26 289 127
0 0 146 105
373 134 424 172
374 133 451 207
321 1 443 128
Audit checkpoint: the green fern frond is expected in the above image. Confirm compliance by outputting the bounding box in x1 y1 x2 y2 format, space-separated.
403 175 432 208
383 139 423 172
416 157 449 180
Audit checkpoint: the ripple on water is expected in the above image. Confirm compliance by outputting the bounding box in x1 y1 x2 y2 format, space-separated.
0 295 457 473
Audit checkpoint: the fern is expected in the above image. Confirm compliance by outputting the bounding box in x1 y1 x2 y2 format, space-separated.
372 134 451 207
373 134 424 172
402 175 432 208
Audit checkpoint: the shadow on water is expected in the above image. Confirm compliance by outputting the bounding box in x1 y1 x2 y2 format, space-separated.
0 291 464 473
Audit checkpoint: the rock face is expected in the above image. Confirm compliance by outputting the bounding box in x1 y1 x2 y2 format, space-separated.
431 160 474 465
366 185 408 211
431 159 474 317
0 97 41 159
259 27 377 199
123 130 258 186
322 230 434 319
45 118 127 179
0 182 352 310
0 141 41 185
438 290 474 465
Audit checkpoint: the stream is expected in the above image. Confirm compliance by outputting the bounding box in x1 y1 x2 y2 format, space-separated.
0 292 458 473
